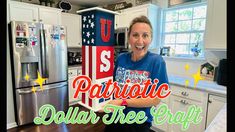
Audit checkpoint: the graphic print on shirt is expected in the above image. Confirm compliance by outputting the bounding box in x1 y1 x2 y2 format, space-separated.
115 66 150 85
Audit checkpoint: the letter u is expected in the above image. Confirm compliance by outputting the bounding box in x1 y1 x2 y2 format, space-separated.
100 18 112 42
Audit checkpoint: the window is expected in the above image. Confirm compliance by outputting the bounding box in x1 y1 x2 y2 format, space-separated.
161 3 207 58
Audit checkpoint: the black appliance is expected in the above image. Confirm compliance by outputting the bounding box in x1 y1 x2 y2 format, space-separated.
215 59 227 86
114 27 129 49
68 51 82 65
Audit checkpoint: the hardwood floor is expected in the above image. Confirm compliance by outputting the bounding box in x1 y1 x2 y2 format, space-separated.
7 104 106 132
7 104 156 132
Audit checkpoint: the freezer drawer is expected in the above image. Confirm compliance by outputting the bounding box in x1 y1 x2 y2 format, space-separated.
15 82 68 126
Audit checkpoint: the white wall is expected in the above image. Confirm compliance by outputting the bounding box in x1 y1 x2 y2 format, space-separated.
164 50 227 77
68 4 83 14
165 58 206 77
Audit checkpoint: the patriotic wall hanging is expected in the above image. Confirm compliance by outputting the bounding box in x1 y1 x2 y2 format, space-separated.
76 7 118 112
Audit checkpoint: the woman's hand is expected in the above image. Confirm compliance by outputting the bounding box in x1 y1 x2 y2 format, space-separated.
98 99 122 113
107 99 122 106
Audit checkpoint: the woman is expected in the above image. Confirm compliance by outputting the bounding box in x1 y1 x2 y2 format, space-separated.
104 15 169 132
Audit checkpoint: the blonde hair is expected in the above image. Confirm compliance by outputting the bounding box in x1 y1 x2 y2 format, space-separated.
128 15 153 38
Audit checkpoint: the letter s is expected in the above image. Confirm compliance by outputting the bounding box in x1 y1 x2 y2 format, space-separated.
100 50 111 72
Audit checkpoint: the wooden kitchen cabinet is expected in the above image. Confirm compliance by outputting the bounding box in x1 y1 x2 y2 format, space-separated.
115 8 148 29
151 95 170 132
61 13 82 48
9 1 61 25
168 85 208 132
206 94 226 128
204 0 226 50
68 67 82 106
115 4 161 50
38 8 61 25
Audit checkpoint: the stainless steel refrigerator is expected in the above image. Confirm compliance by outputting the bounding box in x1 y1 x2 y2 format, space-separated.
9 21 68 126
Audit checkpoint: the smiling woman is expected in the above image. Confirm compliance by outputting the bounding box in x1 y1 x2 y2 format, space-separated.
102 15 169 132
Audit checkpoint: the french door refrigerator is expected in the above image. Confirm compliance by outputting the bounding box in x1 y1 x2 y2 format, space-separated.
9 21 68 126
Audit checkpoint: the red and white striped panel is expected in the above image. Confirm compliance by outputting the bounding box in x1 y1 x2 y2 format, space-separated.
80 45 114 111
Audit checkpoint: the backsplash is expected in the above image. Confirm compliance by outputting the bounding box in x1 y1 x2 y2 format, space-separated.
165 58 206 77
164 50 226 78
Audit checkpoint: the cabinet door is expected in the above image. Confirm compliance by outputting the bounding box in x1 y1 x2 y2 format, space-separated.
151 101 169 132
38 8 61 25
168 95 205 132
204 0 226 50
9 2 38 22
206 95 226 127
68 69 78 105
115 12 128 28
115 5 159 50
116 8 148 28
127 8 148 25
68 68 82 106
62 13 82 47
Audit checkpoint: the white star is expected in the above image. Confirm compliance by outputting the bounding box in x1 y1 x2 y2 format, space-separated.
83 24 85 28
91 38 94 44
88 15 90 18
91 22 95 28
88 19 91 23
83 16 87 22
86 32 90 38
86 24 89 28
92 32 94 35
91 14 94 18
83 39 86 42
87 40 90 44
82 31 84 34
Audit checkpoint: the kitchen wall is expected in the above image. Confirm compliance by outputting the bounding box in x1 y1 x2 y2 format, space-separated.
164 50 226 77
165 58 206 77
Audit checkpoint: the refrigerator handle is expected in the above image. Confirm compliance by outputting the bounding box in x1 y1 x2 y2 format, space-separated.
40 28 49 78
18 83 67 94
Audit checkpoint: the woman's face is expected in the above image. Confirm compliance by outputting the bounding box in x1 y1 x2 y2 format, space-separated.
128 23 152 59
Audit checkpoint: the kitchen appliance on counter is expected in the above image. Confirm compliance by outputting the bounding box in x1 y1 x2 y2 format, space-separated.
68 51 82 65
9 21 68 126
215 59 227 86
114 27 129 49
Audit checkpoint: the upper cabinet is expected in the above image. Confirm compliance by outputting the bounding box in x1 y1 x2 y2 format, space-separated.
115 7 148 29
204 0 226 50
9 1 61 25
61 13 82 48
115 4 161 50
38 8 61 25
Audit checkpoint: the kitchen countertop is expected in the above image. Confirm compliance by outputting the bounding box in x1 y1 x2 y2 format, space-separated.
205 103 227 132
68 64 82 69
168 74 227 96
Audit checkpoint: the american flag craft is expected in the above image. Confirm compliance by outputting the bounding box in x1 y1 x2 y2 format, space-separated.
76 7 118 111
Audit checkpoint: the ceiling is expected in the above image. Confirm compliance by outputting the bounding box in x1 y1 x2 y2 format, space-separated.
67 0 122 7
